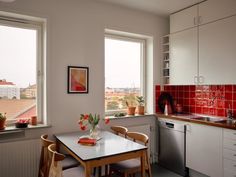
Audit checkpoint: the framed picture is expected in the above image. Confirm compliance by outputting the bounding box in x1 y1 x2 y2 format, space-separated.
68 66 89 94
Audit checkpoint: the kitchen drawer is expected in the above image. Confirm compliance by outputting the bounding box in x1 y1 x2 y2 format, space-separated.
224 149 236 161
224 169 236 177
224 158 236 173
224 139 236 151
224 129 236 140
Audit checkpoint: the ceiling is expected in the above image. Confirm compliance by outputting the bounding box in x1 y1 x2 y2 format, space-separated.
94 0 204 16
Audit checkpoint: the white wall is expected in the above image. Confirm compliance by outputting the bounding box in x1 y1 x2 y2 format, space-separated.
0 0 168 176
0 0 168 135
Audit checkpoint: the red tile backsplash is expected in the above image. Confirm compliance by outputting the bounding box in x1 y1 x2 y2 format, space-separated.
155 84 236 118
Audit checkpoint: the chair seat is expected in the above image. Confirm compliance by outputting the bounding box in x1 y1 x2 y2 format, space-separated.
62 154 80 170
63 166 84 177
110 159 141 172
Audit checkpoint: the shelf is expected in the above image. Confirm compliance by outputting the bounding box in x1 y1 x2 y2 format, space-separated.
162 34 170 85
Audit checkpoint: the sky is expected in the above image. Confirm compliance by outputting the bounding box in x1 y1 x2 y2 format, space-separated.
0 25 36 88
105 38 141 88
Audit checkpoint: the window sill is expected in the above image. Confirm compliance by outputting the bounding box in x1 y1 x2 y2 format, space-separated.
0 124 51 134
105 113 156 120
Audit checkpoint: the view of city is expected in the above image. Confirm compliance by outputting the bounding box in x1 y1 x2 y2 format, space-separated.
105 87 140 111
0 79 36 120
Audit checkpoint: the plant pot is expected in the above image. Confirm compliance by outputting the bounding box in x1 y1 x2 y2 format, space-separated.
0 118 6 130
127 107 136 115
137 106 145 115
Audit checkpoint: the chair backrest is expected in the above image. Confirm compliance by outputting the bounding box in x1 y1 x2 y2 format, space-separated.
38 134 54 177
111 126 128 137
48 144 65 163
126 132 149 146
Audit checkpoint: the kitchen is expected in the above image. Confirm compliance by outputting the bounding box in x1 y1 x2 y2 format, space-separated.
0 0 236 177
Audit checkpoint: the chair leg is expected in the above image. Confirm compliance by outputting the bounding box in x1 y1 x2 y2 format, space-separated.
98 166 102 177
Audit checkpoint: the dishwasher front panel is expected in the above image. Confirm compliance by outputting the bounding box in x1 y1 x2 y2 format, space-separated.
158 120 187 176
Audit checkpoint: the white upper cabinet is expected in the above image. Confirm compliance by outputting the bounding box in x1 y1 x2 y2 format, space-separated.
199 15 236 84
169 28 198 85
199 0 236 25
170 5 198 33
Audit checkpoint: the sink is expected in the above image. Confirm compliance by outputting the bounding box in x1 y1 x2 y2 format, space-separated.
190 116 225 123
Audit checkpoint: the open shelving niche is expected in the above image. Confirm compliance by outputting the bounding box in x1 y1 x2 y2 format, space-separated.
162 35 170 85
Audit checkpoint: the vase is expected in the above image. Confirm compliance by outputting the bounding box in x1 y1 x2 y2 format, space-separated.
89 125 100 139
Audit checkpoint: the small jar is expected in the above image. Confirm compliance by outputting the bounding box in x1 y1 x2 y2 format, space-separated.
31 116 37 125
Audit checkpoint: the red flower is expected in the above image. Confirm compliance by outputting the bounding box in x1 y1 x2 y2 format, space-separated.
78 120 83 125
84 114 89 120
80 125 86 131
105 117 110 124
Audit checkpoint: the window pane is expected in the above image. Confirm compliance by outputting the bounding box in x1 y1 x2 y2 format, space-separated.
0 24 37 120
105 37 142 112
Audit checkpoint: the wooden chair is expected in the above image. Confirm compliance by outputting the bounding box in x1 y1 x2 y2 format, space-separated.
38 134 79 177
110 126 128 137
109 132 152 177
48 144 84 177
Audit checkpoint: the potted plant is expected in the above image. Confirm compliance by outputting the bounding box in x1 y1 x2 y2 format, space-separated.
0 112 6 130
126 101 136 115
136 96 145 115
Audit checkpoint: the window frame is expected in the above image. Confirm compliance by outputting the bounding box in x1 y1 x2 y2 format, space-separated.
105 33 146 115
0 14 46 125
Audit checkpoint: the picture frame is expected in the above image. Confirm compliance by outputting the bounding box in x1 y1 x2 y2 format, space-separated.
67 66 89 94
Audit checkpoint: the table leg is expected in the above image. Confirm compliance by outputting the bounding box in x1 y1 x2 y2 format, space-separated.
140 150 146 177
85 163 92 177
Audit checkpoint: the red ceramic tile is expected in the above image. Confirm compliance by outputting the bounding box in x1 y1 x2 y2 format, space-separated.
183 86 189 92
155 85 161 91
184 91 190 98
233 93 236 101
233 101 236 110
196 107 202 114
209 108 216 116
225 92 233 100
190 92 195 98
183 106 190 113
202 107 209 114
190 106 196 113
217 109 225 117
225 85 233 92
189 85 196 92
190 99 195 106
183 99 189 106
178 86 184 91
179 92 184 98
210 85 218 91
233 85 236 92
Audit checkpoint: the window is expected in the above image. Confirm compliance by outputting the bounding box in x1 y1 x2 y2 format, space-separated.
0 14 45 124
105 34 145 114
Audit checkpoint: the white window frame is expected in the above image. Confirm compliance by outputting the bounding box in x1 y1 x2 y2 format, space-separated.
105 33 146 115
0 13 46 125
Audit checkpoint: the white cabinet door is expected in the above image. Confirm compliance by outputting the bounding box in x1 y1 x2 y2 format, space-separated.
170 5 198 33
186 123 223 177
199 15 236 84
199 0 236 25
169 28 198 85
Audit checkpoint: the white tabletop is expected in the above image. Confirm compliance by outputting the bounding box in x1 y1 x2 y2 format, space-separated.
55 131 147 161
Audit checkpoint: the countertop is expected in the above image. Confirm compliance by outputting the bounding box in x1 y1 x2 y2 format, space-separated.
156 113 236 130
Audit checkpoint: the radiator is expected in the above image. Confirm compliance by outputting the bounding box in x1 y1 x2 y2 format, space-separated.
0 139 41 177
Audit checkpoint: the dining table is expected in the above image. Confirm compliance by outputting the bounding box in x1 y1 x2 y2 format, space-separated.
54 131 148 177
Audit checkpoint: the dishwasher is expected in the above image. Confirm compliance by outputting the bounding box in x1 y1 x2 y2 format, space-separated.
158 119 188 177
